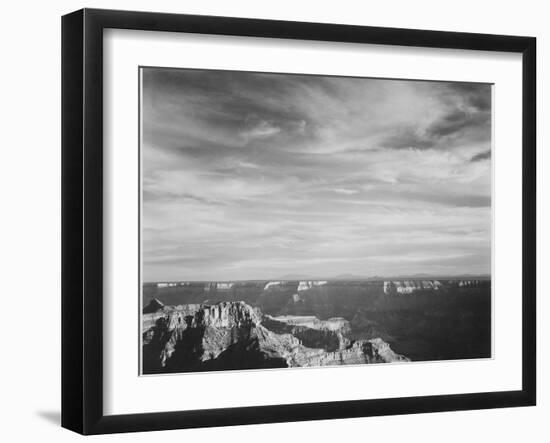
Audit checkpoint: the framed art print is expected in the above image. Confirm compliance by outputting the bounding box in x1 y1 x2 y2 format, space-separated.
61 8 536 435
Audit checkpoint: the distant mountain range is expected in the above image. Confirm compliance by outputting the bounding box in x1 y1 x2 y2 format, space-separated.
144 273 491 285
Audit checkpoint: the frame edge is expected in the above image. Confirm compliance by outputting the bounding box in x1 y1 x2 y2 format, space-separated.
521 36 537 406
63 8 537 435
61 8 85 435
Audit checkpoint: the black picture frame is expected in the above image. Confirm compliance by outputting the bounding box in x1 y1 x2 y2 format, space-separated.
61 8 536 435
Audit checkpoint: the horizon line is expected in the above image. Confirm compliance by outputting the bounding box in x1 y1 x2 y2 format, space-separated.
143 273 491 284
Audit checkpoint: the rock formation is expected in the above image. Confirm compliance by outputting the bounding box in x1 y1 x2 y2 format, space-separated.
297 280 328 291
383 279 490 295
142 301 408 374
204 282 235 291
156 282 178 288
143 298 165 314
383 280 443 295
262 315 351 351
454 280 483 287
264 281 283 290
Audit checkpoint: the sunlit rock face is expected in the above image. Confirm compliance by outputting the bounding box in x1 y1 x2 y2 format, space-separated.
382 279 487 295
142 301 408 374
383 280 443 295
297 280 328 291
269 315 350 332
157 282 178 288
262 315 351 351
264 281 283 290
297 338 409 367
454 280 483 287
204 282 235 291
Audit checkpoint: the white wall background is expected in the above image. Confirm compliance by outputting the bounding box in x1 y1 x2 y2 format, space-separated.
0 0 546 441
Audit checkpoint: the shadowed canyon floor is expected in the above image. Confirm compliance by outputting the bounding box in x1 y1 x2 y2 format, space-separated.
142 279 491 374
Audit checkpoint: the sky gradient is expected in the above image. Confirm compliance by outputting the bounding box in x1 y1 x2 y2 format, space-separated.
141 68 492 282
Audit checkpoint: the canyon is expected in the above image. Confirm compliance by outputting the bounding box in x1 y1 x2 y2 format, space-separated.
142 300 409 374
142 278 491 370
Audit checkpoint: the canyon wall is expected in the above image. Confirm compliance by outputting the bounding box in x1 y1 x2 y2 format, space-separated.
142 301 408 374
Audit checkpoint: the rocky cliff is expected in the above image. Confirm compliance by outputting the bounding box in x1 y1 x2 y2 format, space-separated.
204 282 235 291
296 280 327 291
142 301 408 374
383 280 443 295
143 298 165 314
264 281 283 290
262 315 351 351
382 279 486 295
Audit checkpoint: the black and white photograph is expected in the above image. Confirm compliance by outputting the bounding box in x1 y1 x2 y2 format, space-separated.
0 0 544 439
140 67 493 375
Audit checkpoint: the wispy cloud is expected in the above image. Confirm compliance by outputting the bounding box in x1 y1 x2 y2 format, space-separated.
241 119 281 140
333 188 359 195
141 68 492 281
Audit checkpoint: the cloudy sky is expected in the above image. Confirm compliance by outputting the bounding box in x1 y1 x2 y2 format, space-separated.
141 68 492 282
